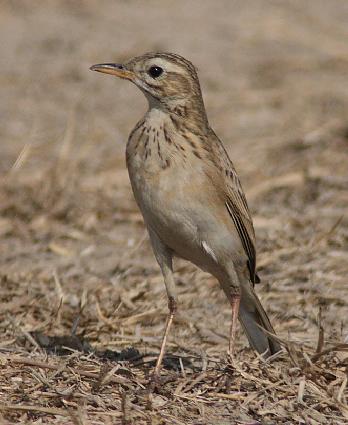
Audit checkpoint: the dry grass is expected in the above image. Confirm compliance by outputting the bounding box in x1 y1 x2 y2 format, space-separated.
1 1 348 423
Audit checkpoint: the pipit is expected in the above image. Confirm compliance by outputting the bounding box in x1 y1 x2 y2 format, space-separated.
90 52 281 374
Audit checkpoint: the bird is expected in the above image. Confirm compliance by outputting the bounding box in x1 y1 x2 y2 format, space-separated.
90 52 281 375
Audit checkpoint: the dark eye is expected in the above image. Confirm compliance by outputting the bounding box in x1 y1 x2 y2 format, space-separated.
148 66 163 79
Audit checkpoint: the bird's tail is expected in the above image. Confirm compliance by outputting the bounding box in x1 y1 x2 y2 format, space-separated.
239 286 281 357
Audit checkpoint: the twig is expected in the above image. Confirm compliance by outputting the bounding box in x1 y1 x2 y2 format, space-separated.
10 356 132 387
0 403 67 416
315 306 324 355
311 343 348 363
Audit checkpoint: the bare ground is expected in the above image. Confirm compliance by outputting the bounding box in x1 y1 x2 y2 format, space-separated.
0 1 348 423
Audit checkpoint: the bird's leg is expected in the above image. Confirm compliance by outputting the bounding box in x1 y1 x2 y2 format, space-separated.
229 293 241 356
148 230 176 380
154 296 177 376
222 266 242 357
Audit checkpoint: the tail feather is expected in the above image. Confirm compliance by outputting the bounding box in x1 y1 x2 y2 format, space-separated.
239 286 281 357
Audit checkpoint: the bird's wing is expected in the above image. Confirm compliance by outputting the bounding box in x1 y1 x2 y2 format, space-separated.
208 131 260 284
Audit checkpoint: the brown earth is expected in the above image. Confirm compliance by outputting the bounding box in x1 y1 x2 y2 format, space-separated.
0 1 348 423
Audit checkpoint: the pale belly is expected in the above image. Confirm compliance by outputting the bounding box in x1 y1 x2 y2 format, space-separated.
129 161 202 255
127 156 242 272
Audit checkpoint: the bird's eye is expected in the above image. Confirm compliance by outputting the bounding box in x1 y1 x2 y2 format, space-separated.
148 66 163 79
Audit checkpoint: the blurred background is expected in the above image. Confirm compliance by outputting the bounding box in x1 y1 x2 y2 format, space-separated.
0 1 348 421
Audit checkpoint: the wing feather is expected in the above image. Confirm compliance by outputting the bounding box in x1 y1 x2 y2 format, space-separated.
208 130 260 284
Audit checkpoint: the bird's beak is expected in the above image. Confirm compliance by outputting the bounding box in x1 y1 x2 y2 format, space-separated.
89 63 135 81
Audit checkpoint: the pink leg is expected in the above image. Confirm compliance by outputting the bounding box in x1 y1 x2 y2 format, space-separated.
153 297 177 377
229 294 241 356
147 230 177 381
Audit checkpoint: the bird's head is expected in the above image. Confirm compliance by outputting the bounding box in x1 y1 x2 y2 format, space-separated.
90 52 207 123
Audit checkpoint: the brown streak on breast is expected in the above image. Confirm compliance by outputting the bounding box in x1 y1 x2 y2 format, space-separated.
128 119 145 140
163 124 173 145
162 158 171 169
144 134 149 149
157 141 163 160
144 147 151 159
134 126 146 151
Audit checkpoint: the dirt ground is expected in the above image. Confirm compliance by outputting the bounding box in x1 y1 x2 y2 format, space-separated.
0 1 348 424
